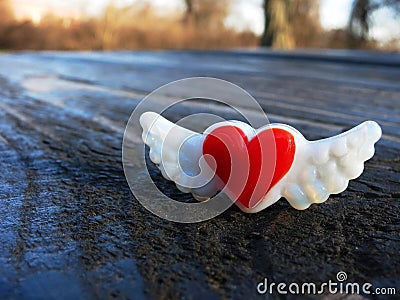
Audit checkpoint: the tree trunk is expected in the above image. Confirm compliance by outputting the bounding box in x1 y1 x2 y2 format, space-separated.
260 0 295 49
260 0 274 46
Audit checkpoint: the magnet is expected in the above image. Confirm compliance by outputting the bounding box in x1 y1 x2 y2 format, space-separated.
140 112 382 212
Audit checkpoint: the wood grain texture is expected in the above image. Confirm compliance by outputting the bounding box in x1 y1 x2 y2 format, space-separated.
0 50 399 299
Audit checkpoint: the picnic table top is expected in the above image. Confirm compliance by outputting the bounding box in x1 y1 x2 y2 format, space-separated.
0 49 399 299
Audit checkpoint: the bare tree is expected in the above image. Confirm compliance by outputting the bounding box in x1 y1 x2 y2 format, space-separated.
348 0 372 42
0 0 13 25
261 0 321 49
348 0 400 44
261 0 294 48
183 0 229 32
100 2 119 49
98 1 140 50
183 0 195 27
290 0 321 48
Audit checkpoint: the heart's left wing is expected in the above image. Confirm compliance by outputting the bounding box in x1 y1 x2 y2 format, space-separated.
140 112 218 201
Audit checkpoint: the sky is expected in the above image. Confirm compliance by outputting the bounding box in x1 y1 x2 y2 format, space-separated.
11 0 400 42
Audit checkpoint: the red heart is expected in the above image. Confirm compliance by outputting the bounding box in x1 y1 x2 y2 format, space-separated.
202 125 295 208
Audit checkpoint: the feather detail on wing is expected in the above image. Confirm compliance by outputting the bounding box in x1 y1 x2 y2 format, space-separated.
140 112 218 201
242 121 382 212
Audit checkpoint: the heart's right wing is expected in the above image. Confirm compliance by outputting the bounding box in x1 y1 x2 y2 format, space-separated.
241 121 382 212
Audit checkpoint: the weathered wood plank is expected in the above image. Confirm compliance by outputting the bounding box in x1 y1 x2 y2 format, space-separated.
0 50 399 299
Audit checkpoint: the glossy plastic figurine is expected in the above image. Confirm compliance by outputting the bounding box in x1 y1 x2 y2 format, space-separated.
140 112 381 212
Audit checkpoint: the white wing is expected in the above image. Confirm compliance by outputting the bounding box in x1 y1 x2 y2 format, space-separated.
140 112 218 201
241 121 382 212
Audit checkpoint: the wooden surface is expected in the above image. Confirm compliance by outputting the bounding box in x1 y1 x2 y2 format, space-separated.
0 50 399 299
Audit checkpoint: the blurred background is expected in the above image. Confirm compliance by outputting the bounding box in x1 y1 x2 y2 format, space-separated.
0 0 399 51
